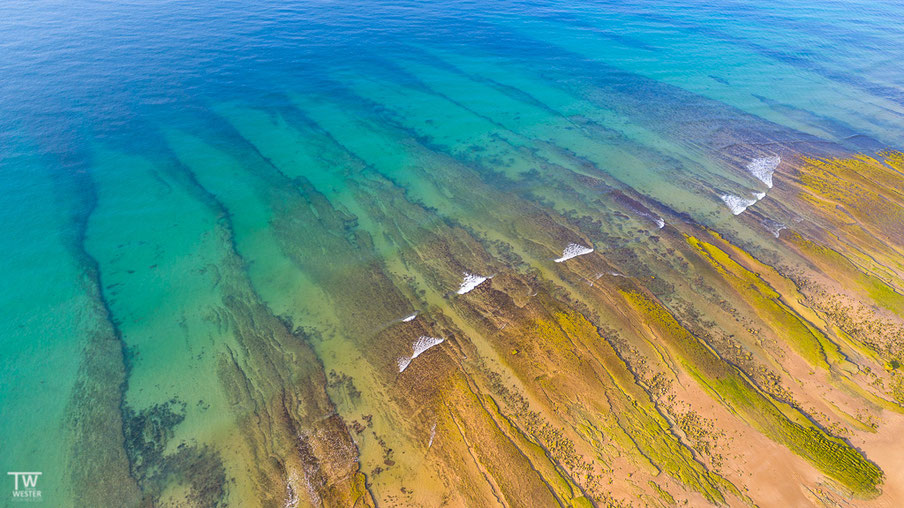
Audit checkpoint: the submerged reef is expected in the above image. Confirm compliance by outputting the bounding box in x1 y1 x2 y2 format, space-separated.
65 140 904 507
21 12 904 503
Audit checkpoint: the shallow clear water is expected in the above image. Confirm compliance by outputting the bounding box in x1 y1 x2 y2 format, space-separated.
2 0 904 505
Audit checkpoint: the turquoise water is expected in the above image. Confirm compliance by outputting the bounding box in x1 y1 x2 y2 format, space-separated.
2 0 904 505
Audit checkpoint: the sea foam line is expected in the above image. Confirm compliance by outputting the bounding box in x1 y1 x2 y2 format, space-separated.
721 194 757 215
747 156 780 188
398 336 445 373
457 272 490 294
555 243 594 263
763 218 787 238
428 422 437 448
612 192 665 229
635 210 665 229
721 189 768 215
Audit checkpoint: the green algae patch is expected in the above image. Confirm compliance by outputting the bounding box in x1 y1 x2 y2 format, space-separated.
797 155 904 232
444 375 565 507
792 153 904 310
880 150 904 175
649 480 676 505
786 231 904 315
478 390 592 507
532 311 738 505
685 234 844 368
621 289 885 497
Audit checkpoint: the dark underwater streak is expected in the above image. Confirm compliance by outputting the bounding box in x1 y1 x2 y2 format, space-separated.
418 15 849 153
299 57 735 248
31 124 144 506
333 32 829 221
182 106 562 503
276 41 882 383
556 7 904 118
138 118 377 506
189 106 411 318
291 62 890 495
750 94 887 152
347 51 740 193
252 117 620 503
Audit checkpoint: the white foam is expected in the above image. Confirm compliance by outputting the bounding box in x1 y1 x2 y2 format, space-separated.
457 272 489 294
641 212 665 229
283 479 299 508
398 335 445 372
427 422 437 448
284 471 312 508
401 312 418 322
723 188 770 215
554 243 594 263
763 218 787 238
412 335 444 359
721 194 758 215
747 156 780 188
629 208 665 229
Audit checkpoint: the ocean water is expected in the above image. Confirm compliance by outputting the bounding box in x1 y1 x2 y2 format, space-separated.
2 0 904 506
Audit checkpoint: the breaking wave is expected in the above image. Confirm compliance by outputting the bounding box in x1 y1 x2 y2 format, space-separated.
721 194 758 215
457 272 489 294
763 218 787 238
554 243 594 262
721 190 767 215
747 156 780 188
398 336 445 372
